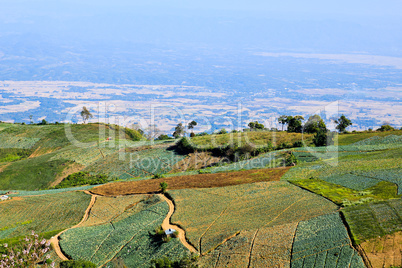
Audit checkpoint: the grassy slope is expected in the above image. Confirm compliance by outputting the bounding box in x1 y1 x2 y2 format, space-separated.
0 123 142 190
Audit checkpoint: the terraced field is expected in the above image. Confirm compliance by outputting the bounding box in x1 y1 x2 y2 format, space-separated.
60 195 189 267
169 181 338 255
0 191 91 241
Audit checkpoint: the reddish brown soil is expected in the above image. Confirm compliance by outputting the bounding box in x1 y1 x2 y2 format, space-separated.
91 167 290 196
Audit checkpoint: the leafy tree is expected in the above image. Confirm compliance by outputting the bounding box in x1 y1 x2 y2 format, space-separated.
38 119 48 125
80 106 93 124
187 120 197 136
377 124 395 132
313 129 328 146
248 121 264 131
278 115 288 131
287 116 304 133
217 128 227 134
304 115 327 134
160 181 168 193
173 123 185 138
335 115 352 133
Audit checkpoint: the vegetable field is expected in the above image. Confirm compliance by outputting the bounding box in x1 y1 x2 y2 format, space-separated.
290 213 365 268
81 195 148 227
60 195 189 267
0 134 40 149
200 222 298 268
84 146 186 179
0 191 90 240
342 199 402 244
169 181 338 255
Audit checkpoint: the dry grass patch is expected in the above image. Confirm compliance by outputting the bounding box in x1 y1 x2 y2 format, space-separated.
91 167 290 196
360 231 402 268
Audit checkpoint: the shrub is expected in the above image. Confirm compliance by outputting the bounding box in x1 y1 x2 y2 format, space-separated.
60 260 97 268
292 141 303 147
285 152 298 166
160 181 168 193
156 134 172 141
377 124 395 132
55 172 114 188
153 173 165 179
150 254 199 268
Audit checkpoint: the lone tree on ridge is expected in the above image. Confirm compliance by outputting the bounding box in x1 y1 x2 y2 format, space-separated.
80 106 93 124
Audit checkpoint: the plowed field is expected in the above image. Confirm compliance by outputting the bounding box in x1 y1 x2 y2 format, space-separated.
91 167 290 196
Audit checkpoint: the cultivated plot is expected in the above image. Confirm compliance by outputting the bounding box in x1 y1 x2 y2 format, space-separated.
169 181 338 255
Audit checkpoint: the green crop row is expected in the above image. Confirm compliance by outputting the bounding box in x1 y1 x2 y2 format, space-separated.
290 213 365 268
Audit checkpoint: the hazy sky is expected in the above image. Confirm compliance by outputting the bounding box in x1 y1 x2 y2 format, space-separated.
3 0 402 18
1 0 402 54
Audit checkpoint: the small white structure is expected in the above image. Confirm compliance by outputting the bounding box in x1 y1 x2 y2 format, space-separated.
0 195 9 201
165 228 176 235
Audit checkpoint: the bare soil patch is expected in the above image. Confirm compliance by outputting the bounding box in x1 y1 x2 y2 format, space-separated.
91 167 290 196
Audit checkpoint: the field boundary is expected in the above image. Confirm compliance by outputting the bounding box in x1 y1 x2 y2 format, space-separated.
50 190 99 261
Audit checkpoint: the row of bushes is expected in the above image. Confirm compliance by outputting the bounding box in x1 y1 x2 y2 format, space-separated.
175 137 303 161
52 172 117 189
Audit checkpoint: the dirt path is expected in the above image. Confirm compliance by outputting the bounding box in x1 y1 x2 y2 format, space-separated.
49 190 99 261
158 194 197 253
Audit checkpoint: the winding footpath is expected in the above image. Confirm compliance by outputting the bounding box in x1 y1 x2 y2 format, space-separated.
49 190 99 261
158 194 198 253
